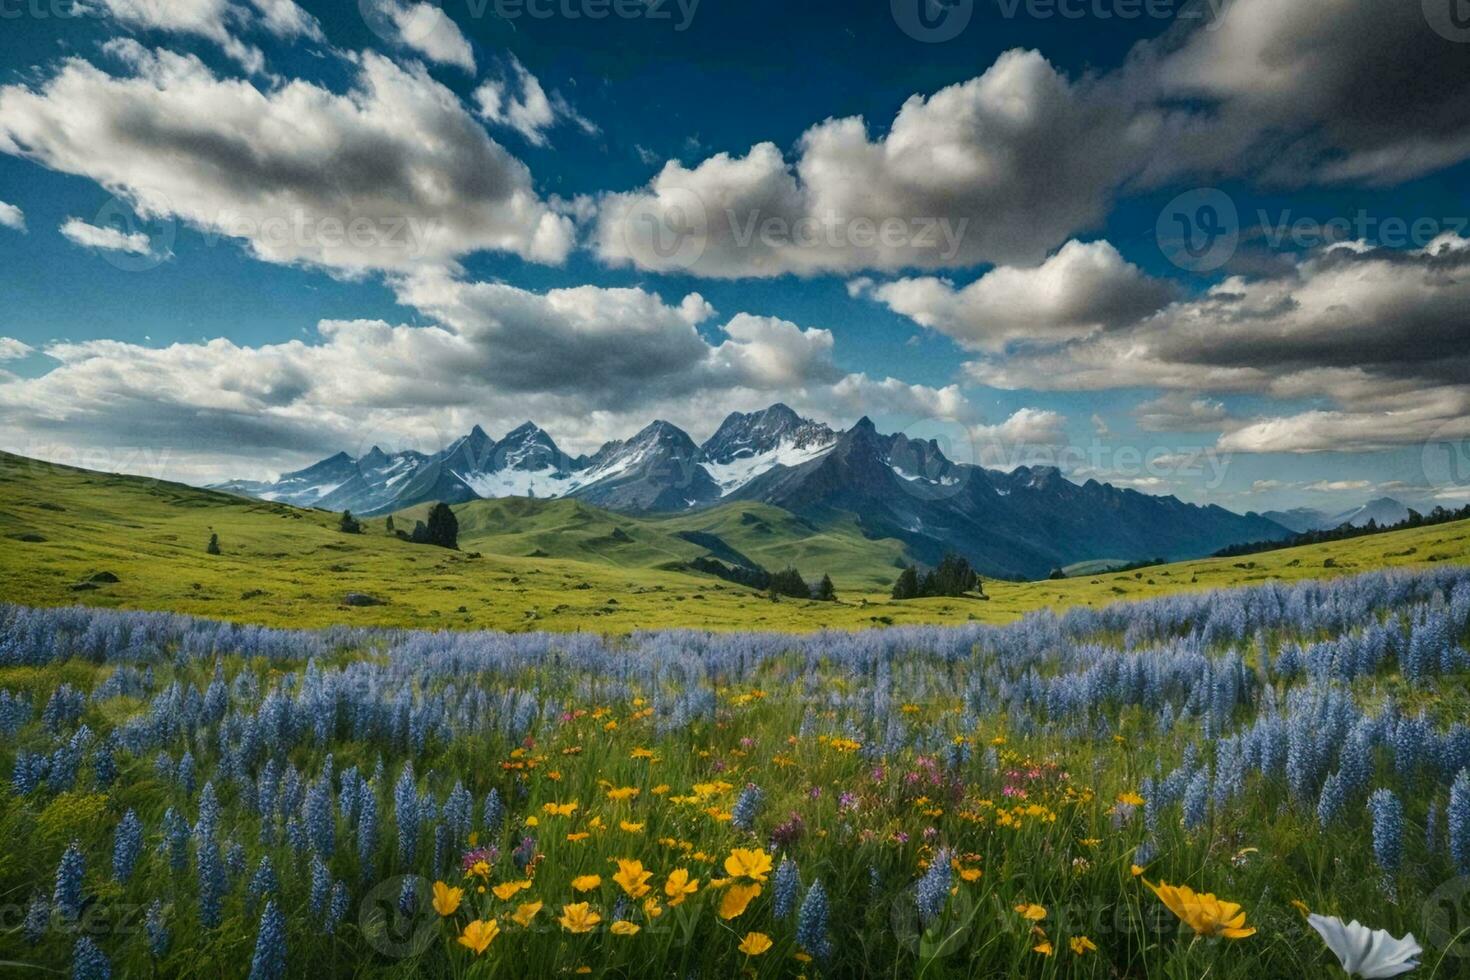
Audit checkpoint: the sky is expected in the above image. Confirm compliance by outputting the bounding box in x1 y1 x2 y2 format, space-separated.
0 0 1467 516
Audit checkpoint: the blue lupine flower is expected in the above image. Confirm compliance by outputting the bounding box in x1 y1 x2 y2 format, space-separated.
773 856 800 919
1182 768 1210 831
482 789 504 834
53 842 84 922
915 849 952 927
358 789 379 880
797 879 832 961
305 778 334 857
394 763 418 866
23 894 48 945
248 856 278 911
731 783 764 833
1450 768 1470 874
112 810 143 883
1368 788 1404 874
196 835 227 929
162 807 190 872
145 900 169 959
1317 771 1346 828
397 876 418 917
309 855 330 918
248 900 287 980
327 881 351 935
71 936 111 980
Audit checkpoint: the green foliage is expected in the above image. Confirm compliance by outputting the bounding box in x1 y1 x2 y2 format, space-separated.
425 502 459 550
206 532 220 555
338 510 362 534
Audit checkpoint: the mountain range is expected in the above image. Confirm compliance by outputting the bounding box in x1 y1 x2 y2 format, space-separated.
214 404 1292 579
1262 497 1413 535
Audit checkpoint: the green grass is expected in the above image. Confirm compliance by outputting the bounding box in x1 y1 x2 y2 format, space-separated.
3 450 1469 633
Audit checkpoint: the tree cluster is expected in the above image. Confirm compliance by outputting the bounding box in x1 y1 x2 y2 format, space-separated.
891 554 982 600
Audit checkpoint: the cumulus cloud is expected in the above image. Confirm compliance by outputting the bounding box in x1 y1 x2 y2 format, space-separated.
1140 0 1470 186
598 3 1470 279
0 338 33 361
245 0 323 40
363 0 476 72
966 237 1470 453
475 56 598 147
0 277 973 480
0 46 573 275
967 408 1069 470
860 240 1174 351
1133 392 1229 433
90 0 267 74
596 50 1154 277
59 217 153 256
0 200 23 232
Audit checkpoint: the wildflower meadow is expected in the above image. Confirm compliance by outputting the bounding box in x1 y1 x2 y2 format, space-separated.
3 565 1470 977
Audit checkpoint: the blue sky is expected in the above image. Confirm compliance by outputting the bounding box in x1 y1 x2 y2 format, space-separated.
0 0 1467 515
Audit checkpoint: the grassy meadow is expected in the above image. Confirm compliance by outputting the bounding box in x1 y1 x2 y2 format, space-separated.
4 451 1470 634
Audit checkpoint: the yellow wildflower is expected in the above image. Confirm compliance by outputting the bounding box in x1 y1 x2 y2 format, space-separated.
610 920 640 936
571 875 602 893
1144 880 1255 939
457 919 500 954
664 868 699 906
1016 903 1047 922
612 859 653 899
492 880 532 901
724 848 773 882
559 902 601 934
739 932 774 956
1070 936 1098 955
511 901 542 927
719 882 761 919
432 881 463 917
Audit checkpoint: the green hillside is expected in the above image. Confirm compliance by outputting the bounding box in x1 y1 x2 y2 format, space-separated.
2 450 1469 633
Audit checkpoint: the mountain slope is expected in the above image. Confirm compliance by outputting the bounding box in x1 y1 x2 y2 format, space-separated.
731 418 1292 579
4 450 1467 633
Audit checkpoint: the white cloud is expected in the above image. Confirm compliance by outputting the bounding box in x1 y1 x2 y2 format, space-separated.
365 0 476 72
59 217 153 255
246 0 323 40
1133 392 1229 433
475 56 598 147
91 0 267 74
0 337 34 361
597 50 1153 277
0 46 573 275
1303 480 1373 493
0 277 972 480
861 240 1174 351
0 200 23 232
965 238 1470 453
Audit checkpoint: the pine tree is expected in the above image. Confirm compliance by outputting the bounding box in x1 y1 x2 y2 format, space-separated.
207 533 220 555
891 565 919 600
385 515 395 534
817 574 836 602
338 511 361 534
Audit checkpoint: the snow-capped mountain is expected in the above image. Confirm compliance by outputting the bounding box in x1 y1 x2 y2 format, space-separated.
698 404 837 495
213 405 1293 576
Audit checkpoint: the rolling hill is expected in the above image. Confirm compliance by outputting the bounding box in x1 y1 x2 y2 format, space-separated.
4 450 1469 634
